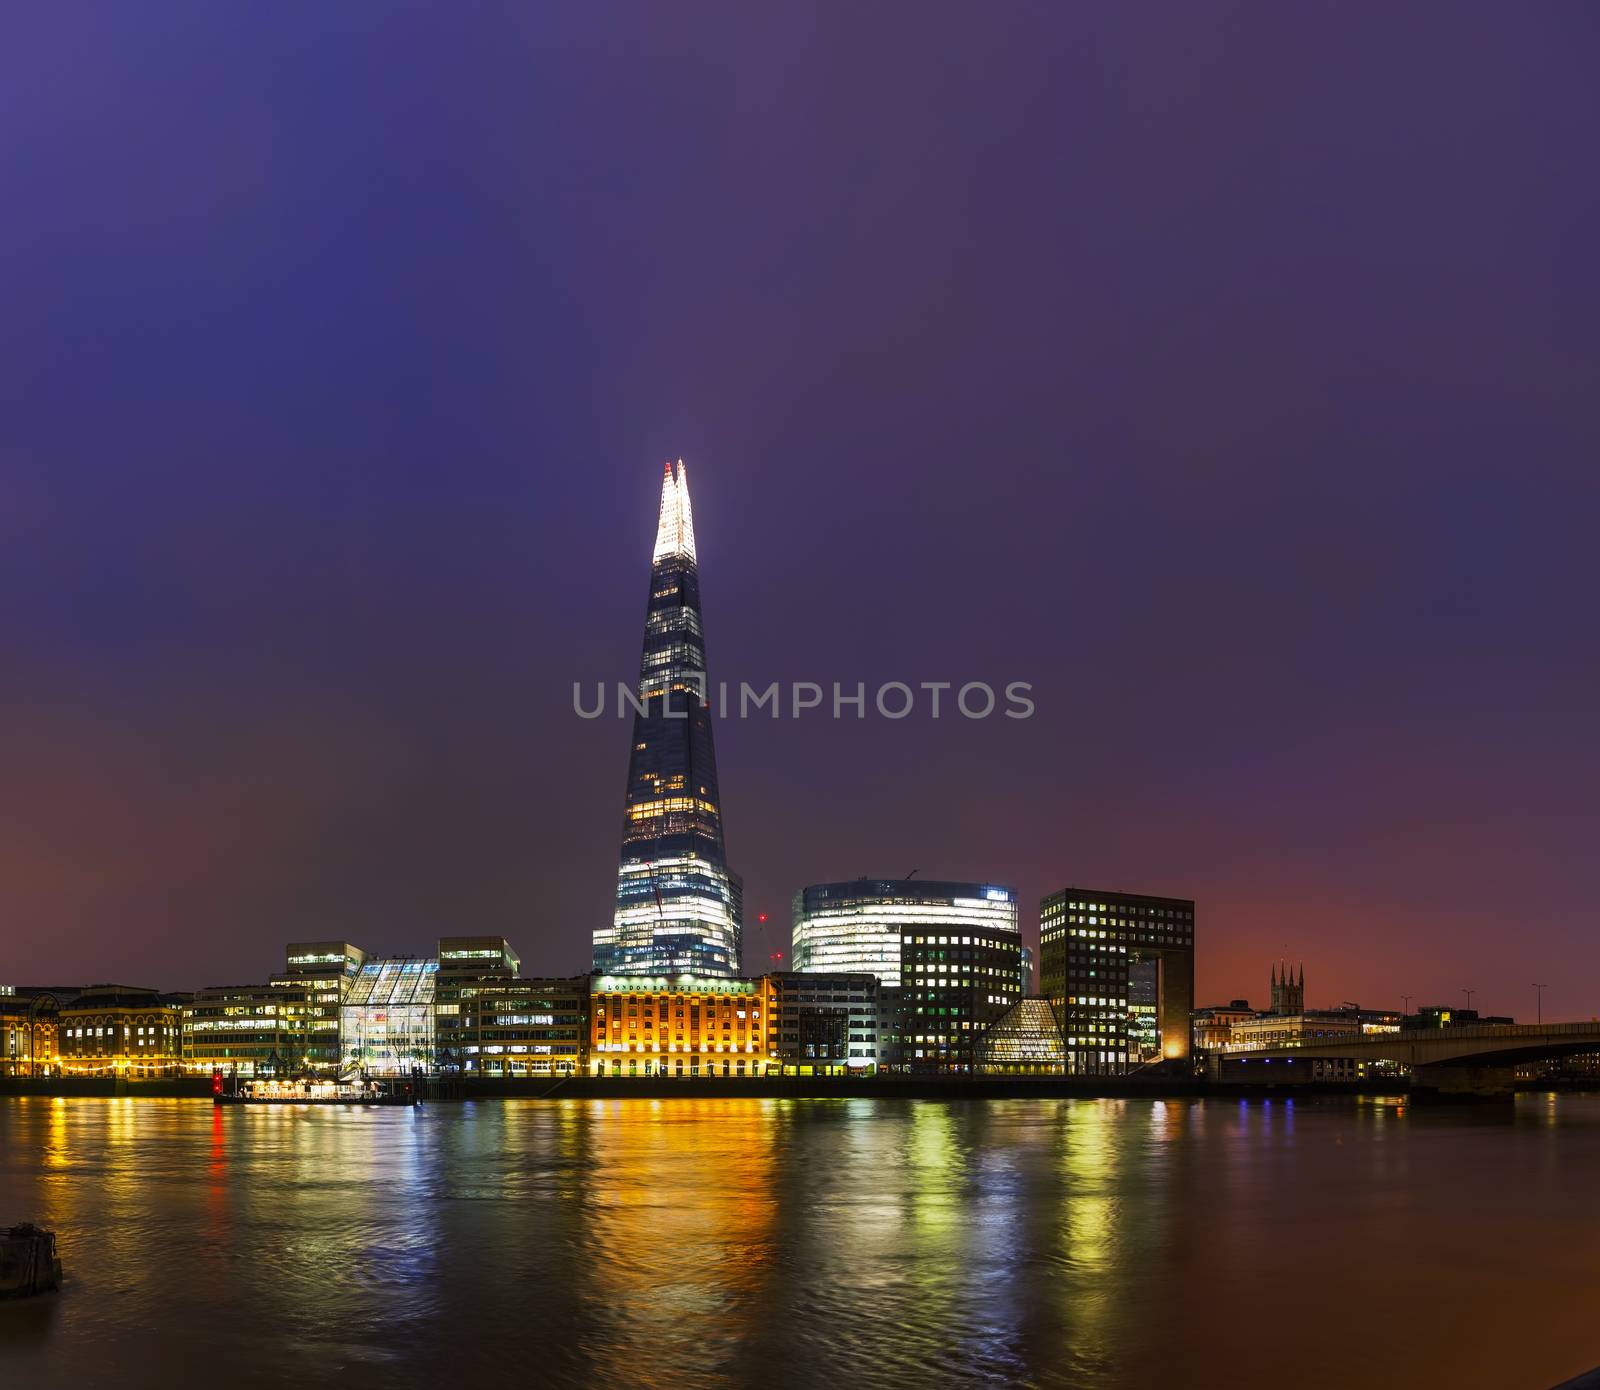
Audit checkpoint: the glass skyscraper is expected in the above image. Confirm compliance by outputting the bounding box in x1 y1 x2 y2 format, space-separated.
593 461 742 978
791 879 1019 985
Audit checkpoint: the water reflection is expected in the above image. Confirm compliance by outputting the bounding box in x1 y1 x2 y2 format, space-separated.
4 1096 1600 1389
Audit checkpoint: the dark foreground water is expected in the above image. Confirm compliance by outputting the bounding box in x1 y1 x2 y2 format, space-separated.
2 1095 1599 1389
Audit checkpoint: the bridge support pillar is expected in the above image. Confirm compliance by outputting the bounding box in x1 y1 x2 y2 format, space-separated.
1409 1064 1516 1102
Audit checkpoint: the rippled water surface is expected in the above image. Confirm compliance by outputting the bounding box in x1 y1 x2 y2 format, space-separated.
3 1095 1599 1388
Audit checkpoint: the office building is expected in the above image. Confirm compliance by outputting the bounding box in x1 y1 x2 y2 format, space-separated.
283 941 367 981
183 984 293 1075
768 972 884 1071
341 956 438 1075
442 975 588 1076
274 941 366 1070
438 937 520 979
595 461 742 978
899 889 1023 1072
435 936 522 1067
589 974 773 1076
1040 888 1195 1075
792 879 1019 985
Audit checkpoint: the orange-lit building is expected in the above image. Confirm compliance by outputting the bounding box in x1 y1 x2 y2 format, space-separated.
589 975 775 1076
1 987 68 1077
58 985 189 1078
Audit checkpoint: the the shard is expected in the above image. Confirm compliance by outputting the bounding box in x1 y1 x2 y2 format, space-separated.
593 460 742 978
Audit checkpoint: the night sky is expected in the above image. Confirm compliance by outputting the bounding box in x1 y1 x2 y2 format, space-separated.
4 5 1597 1019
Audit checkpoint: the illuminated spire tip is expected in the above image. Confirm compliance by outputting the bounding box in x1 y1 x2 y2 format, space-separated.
652 458 698 562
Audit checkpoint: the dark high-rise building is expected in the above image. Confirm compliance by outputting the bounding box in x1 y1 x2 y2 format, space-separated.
1039 888 1194 1075
892 884 1022 1072
767 972 887 1071
593 461 741 978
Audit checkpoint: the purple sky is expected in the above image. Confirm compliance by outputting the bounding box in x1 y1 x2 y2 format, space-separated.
3 5 1597 1018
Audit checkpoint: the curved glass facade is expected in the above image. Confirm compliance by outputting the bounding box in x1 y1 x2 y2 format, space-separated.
790 879 1019 984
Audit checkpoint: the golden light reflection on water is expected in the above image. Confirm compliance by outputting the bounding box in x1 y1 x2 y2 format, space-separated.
566 1097 780 1380
5 1095 1600 1389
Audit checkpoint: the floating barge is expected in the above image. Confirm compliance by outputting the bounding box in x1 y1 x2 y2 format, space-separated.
212 1071 420 1106
1 1224 62 1298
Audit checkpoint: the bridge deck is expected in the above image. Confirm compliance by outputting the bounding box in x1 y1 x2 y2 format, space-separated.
1216 1020 1600 1066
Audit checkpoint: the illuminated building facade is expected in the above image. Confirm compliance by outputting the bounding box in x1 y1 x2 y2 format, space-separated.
792 879 1019 986
1191 1000 1257 1051
341 956 438 1074
57 986 187 1077
183 985 292 1076
1040 888 1195 1075
438 936 520 978
899 887 1023 1071
595 461 742 979
589 975 773 1076
768 972 884 1071
1 988 68 1077
1229 1011 1361 1050
1228 1004 1404 1051
975 998 1067 1074
435 936 521 1068
274 940 366 1071
443 975 588 1076
284 941 367 980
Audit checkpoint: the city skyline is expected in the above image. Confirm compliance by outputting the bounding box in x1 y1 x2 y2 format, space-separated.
5 6 1597 1023
3 447 1593 1022
8 10 1600 1389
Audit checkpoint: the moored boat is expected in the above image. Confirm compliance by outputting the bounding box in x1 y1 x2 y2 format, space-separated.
211 1069 420 1106
1 1224 62 1298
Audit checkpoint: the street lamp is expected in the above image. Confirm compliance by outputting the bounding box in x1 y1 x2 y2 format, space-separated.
1462 988 1476 1012
1533 983 1547 1026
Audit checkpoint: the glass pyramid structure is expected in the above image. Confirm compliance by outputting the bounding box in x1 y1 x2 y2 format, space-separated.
975 998 1067 1073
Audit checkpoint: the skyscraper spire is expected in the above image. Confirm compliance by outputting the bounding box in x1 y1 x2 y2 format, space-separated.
595 459 739 979
652 458 697 564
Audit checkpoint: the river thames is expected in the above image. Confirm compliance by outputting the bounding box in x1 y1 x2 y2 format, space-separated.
2 1095 1597 1388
